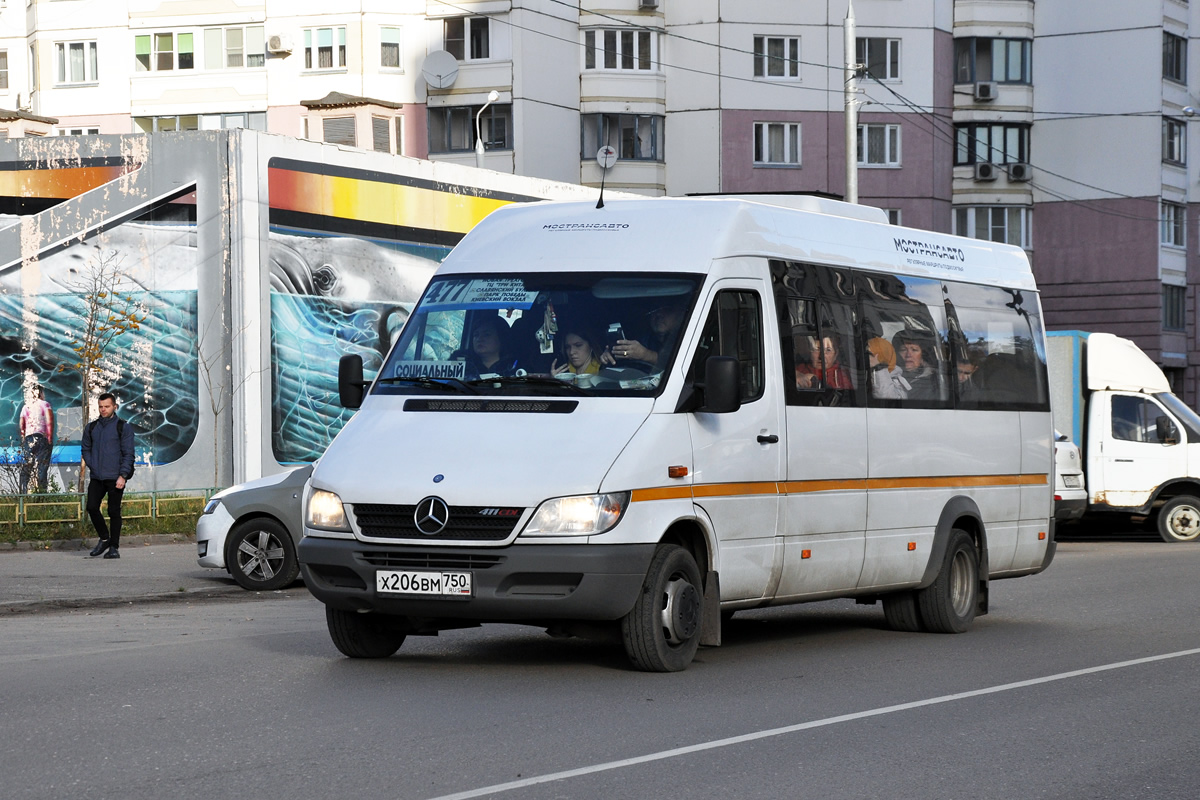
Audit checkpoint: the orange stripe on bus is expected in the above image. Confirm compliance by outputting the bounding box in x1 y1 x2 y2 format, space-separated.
629 474 1048 502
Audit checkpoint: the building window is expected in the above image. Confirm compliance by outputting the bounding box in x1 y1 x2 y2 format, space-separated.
954 206 1031 249
55 41 99 84
1164 117 1186 165
753 35 799 79
429 104 512 153
135 33 195 72
753 122 800 165
1162 201 1186 247
583 29 656 71
372 116 391 152
304 27 347 70
954 123 1030 165
134 115 199 132
395 117 404 155
581 113 663 161
381 27 402 69
954 38 1032 84
204 26 264 69
0 50 8 90
445 16 489 61
885 209 901 225
1164 284 1186 331
856 37 899 80
1164 32 1187 84
59 127 99 135
323 116 356 146
857 123 900 166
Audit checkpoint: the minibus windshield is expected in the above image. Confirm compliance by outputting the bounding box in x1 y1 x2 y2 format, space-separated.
375 271 703 397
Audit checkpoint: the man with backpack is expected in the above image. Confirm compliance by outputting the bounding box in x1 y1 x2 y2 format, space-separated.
81 393 135 559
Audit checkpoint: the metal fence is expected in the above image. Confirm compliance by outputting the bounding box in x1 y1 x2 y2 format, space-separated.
0 488 218 528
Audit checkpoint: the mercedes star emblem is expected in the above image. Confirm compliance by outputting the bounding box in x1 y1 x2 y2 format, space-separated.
414 496 450 535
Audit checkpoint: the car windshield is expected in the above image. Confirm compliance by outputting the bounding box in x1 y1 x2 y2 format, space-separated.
374 271 704 397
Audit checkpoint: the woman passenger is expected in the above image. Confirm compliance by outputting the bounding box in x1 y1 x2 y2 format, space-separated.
462 315 519 379
551 326 603 376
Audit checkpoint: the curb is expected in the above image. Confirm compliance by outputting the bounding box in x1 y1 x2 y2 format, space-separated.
0 583 305 615
0 532 196 553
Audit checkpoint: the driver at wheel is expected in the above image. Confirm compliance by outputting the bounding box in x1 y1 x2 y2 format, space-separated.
604 301 686 371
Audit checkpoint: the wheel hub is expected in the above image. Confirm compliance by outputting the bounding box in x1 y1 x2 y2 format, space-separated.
661 578 700 645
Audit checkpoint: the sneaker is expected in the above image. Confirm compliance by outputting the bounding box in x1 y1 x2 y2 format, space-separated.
103 548 120 559
89 540 110 557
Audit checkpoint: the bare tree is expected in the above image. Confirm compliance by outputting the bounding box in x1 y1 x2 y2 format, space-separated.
196 308 258 487
56 249 147 487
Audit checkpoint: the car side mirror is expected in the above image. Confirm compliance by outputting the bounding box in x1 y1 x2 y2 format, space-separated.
700 356 741 414
1156 415 1180 445
339 355 367 409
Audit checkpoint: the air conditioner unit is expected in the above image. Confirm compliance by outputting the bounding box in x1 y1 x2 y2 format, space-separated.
974 162 998 181
973 81 998 101
267 35 293 55
1007 162 1032 182
639 0 659 8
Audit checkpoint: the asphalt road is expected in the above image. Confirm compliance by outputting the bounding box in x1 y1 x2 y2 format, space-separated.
3 534 1199 800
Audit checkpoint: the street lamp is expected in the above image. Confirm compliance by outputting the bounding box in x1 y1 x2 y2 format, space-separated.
475 90 500 169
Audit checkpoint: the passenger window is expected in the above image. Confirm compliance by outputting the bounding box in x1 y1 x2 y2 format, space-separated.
856 272 950 408
1111 396 1166 443
687 290 764 402
774 261 860 408
944 283 1050 411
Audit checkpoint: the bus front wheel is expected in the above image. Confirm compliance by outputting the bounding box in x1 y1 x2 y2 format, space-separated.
916 529 978 634
621 544 703 672
326 606 407 658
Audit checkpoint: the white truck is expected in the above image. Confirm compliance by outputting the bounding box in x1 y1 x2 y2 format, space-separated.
1046 330 1200 542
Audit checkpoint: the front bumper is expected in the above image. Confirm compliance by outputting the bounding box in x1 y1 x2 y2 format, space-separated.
195 504 236 569
298 536 656 622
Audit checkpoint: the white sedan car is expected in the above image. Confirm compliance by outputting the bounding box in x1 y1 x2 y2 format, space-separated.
196 465 312 591
1054 429 1086 522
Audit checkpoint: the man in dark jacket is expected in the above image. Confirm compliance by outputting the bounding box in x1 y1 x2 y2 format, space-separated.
81 393 135 559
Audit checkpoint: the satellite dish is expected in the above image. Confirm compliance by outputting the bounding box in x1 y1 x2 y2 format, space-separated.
421 50 459 89
596 146 617 170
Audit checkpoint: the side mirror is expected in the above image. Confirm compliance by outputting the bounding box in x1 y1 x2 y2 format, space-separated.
339 355 366 409
701 356 741 414
1156 415 1180 445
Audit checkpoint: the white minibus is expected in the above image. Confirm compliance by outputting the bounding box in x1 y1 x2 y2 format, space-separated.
299 196 1055 672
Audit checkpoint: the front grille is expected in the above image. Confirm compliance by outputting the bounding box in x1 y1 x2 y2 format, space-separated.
359 551 506 570
354 504 524 541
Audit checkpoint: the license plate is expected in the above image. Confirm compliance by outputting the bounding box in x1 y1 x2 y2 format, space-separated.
1062 475 1082 488
376 570 472 597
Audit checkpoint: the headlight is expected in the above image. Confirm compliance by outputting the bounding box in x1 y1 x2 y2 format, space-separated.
522 492 629 536
308 489 351 531
202 498 221 515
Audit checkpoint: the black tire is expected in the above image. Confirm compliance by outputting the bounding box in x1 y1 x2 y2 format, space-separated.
325 606 407 658
1157 496 1200 543
621 544 704 672
227 518 300 591
882 591 924 632
916 529 978 634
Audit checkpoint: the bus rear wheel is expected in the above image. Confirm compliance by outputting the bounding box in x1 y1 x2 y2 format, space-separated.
882 591 924 632
621 544 703 672
916 529 978 634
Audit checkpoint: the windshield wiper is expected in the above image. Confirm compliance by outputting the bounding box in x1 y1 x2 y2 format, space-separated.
466 375 591 396
376 376 480 394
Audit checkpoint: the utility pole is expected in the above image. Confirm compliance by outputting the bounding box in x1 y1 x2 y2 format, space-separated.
844 0 859 204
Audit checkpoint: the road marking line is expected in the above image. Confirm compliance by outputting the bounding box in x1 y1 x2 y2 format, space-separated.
425 646 1200 800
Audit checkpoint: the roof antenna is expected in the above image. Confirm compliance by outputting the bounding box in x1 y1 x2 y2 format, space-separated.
594 145 617 209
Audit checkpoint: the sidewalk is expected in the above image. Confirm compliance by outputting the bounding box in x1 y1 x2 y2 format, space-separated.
0 534 277 613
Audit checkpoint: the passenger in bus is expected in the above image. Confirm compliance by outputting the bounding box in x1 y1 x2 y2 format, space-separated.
794 335 820 389
606 301 685 370
458 315 520 379
893 330 940 400
551 325 603 377
957 345 985 401
867 337 910 399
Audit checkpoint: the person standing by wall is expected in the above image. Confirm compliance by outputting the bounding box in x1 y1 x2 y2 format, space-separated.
18 385 54 494
81 393 135 559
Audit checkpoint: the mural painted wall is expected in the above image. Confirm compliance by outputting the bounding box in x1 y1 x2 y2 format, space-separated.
265 158 536 464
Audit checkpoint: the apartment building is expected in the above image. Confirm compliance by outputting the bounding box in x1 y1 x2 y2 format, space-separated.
1 0 1198 401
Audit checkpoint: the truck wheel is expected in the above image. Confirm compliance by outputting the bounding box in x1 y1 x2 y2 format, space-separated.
227 518 300 591
326 607 407 658
916 529 978 633
1157 496 1200 543
882 591 924 632
621 544 703 672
